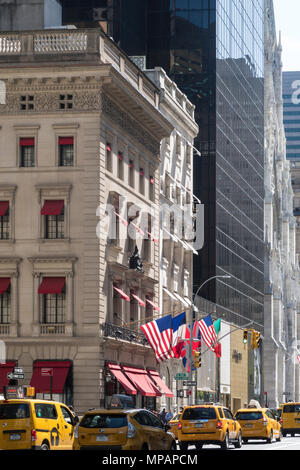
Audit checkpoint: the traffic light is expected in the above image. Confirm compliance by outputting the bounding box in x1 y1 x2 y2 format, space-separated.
193 350 201 368
243 330 248 344
250 330 261 349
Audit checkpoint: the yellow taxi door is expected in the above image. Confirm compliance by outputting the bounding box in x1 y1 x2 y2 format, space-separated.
59 405 75 449
134 411 165 450
34 402 61 449
223 408 235 440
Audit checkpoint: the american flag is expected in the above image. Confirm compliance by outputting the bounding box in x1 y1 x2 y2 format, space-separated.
141 314 173 362
197 314 217 353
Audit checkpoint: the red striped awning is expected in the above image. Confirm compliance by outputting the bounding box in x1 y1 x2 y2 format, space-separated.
0 201 9 216
113 286 130 301
0 362 16 393
147 369 174 397
131 293 146 307
0 278 10 295
30 361 71 394
121 366 161 397
59 137 73 145
146 298 160 311
38 277 65 295
41 200 64 216
20 137 35 146
106 362 137 395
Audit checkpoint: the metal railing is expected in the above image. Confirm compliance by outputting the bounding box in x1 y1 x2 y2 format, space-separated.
102 322 149 346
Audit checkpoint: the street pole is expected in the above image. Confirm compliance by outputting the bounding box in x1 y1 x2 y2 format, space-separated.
188 274 231 405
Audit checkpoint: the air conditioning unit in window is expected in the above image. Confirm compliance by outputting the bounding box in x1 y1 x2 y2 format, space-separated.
129 56 147 71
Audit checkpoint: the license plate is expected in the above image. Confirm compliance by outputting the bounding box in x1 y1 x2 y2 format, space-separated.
195 423 204 428
244 424 252 428
10 434 21 440
96 435 108 442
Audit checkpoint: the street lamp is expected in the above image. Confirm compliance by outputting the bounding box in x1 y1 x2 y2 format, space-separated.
188 274 232 405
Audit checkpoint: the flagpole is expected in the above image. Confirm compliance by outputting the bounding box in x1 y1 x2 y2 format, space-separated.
189 275 231 406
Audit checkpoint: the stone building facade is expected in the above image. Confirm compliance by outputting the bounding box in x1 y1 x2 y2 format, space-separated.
0 28 175 413
264 0 300 407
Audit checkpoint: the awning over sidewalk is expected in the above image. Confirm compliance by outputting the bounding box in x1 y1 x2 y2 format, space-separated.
0 362 16 393
122 366 162 397
30 361 71 394
147 369 174 397
106 362 137 395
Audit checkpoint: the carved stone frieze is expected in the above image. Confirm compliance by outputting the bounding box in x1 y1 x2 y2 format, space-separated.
0 88 101 114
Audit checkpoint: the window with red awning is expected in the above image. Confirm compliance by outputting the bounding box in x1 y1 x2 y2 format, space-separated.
38 277 65 295
41 200 64 216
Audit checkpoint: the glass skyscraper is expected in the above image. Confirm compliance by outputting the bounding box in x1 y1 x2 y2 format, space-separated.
283 71 300 161
62 0 265 329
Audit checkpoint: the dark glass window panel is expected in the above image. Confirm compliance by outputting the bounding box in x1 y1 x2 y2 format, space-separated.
59 144 74 166
45 211 65 239
0 210 9 240
0 288 10 324
42 289 66 324
21 145 35 167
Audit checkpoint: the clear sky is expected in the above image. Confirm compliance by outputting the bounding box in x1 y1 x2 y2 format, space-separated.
273 0 300 71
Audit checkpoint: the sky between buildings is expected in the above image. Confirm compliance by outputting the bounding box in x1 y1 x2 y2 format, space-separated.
273 0 300 71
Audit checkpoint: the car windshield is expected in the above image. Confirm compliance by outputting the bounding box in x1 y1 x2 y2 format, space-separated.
0 403 30 419
182 407 216 420
80 413 128 428
235 412 263 420
283 404 300 413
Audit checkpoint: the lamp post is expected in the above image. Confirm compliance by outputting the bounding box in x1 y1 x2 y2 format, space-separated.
188 274 231 405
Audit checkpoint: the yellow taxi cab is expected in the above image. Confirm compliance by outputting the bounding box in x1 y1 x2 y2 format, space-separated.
168 413 181 440
0 397 78 450
177 404 242 450
281 402 300 437
73 408 177 450
235 407 282 443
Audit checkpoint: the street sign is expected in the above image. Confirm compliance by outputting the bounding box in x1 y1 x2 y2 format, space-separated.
183 380 197 387
41 368 53 377
13 367 24 375
177 389 184 398
7 372 24 380
175 373 189 380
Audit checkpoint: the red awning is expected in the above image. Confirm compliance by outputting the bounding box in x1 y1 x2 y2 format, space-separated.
147 369 174 397
30 361 71 394
106 362 137 395
20 137 34 146
0 201 9 216
122 366 162 397
59 137 74 145
145 298 160 311
38 277 65 295
0 278 10 295
0 362 16 393
41 200 64 216
131 293 145 307
113 286 130 301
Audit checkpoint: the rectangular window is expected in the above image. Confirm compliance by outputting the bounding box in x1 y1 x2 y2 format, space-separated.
118 152 124 180
129 159 134 187
59 137 74 166
45 209 65 239
106 143 112 171
42 288 66 324
0 287 10 324
139 168 145 195
20 138 35 167
0 202 9 240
